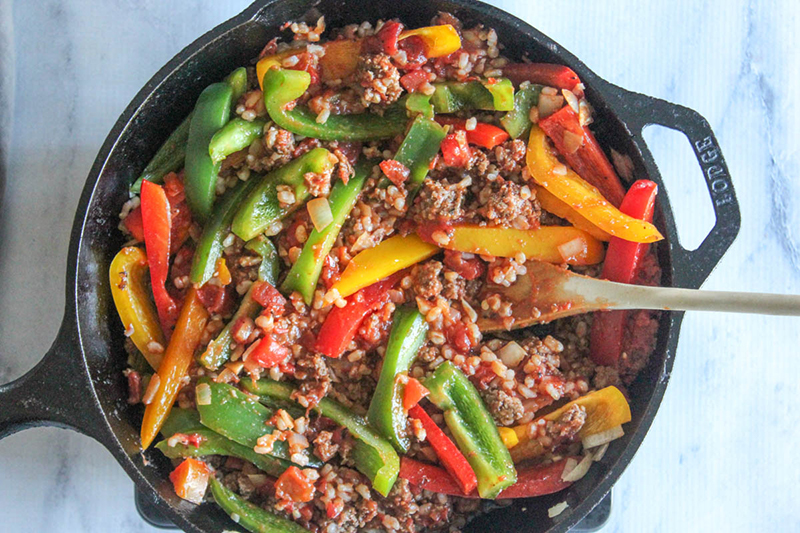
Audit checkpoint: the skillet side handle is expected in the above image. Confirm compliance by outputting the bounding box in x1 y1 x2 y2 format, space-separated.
609 88 742 289
0 318 108 441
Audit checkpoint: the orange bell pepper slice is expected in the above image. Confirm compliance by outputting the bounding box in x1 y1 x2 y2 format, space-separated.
331 234 439 299
432 224 605 265
109 246 166 370
535 186 611 242
526 125 663 244
257 25 461 89
509 386 631 462
141 288 210 449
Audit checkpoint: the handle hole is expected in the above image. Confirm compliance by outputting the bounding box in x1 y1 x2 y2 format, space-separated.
643 125 715 251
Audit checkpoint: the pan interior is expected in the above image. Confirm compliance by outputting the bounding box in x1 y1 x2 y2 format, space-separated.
74 1 677 531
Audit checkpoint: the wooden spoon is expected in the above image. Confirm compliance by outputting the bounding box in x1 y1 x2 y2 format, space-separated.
476 260 800 332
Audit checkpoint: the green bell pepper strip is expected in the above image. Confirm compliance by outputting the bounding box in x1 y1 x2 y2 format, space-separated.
405 93 434 119
500 85 542 139
160 406 205 435
190 176 259 286
129 67 248 195
195 378 320 467
231 147 336 241
262 68 408 141
199 283 262 370
225 66 249 106
241 378 400 497
185 82 233 222
130 113 192 195
245 236 281 284
209 476 311 533
394 116 447 189
156 408 291 476
366 306 428 453
209 117 267 164
423 362 517 499
281 158 371 304
430 78 515 113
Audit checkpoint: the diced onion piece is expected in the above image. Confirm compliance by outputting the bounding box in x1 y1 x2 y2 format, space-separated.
561 130 583 154
247 473 268 486
582 425 624 449
561 453 593 482
538 94 565 119
498 341 526 367
592 442 610 462
195 382 212 405
548 501 569 518
557 237 587 263
307 197 333 232
142 374 160 405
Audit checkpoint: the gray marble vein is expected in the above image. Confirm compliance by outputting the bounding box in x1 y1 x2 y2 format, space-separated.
1 0 799 531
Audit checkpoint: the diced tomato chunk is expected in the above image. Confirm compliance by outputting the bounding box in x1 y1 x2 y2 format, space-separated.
275 466 316 503
380 159 411 186
123 206 145 241
249 335 291 368
403 376 430 412
251 281 287 316
443 249 485 280
169 458 210 504
440 131 471 167
398 35 428 70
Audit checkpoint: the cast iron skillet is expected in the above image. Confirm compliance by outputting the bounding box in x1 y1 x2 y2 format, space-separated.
0 1 740 531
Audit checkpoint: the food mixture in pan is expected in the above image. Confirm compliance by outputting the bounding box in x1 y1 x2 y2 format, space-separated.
111 13 664 533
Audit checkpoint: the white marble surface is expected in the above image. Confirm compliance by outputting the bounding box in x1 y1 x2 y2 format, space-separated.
1 0 799 531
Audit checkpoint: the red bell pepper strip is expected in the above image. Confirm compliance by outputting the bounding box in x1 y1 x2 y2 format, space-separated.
141 180 178 334
539 105 626 207
589 180 658 366
434 117 510 149
408 405 477 495
440 130 471 168
402 377 429 412
314 272 403 358
502 63 583 96
399 456 575 499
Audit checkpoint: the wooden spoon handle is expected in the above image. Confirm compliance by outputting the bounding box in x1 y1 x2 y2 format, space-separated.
576 278 800 316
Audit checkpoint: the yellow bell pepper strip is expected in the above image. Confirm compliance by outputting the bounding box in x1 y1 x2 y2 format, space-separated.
419 224 604 265
398 24 462 57
261 69 408 142
109 247 166 370
331 233 440 299
526 125 663 243
140 288 209 449
509 386 631 462
535 186 612 241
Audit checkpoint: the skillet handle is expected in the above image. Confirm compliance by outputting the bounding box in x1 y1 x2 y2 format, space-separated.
0 317 109 441
606 87 741 289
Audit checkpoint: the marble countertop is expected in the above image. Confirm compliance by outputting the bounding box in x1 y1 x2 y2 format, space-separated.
1 0 799 531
